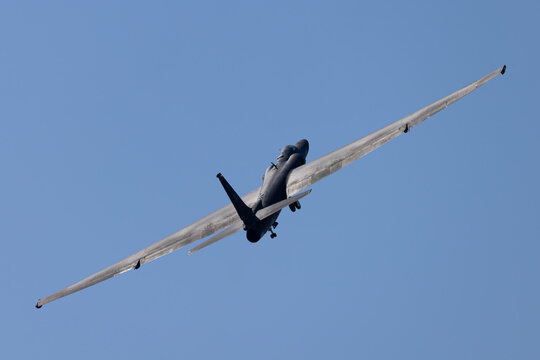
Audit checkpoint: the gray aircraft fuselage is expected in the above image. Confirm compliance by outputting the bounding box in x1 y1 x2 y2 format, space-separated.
217 139 309 243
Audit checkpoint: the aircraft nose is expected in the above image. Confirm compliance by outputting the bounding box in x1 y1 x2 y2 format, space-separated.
295 139 309 157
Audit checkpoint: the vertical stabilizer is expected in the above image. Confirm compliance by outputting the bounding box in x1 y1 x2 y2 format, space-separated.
217 173 258 228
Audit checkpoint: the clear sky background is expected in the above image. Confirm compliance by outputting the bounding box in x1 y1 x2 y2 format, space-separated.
1 1 538 359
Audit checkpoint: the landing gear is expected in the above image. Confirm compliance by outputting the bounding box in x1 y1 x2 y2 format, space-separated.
269 224 278 239
289 201 301 212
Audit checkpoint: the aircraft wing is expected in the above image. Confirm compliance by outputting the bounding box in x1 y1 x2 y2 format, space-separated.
285 65 506 196
36 65 505 308
36 187 261 308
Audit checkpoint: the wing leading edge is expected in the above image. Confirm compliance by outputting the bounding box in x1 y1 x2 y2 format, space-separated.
36 65 505 308
35 187 261 308
285 65 506 196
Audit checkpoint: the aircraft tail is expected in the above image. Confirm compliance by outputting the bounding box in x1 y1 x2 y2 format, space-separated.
217 173 258 228
254 189 311 220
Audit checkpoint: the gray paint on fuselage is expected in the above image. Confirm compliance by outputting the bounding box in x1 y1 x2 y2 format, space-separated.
247 139 309 241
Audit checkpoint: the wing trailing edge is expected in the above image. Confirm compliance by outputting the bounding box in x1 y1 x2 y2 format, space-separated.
285 65 506 196
35 187 262 308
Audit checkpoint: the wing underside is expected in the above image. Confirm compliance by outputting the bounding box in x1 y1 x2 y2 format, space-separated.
36 187 261 308
36 65 505 308
285 65 506 196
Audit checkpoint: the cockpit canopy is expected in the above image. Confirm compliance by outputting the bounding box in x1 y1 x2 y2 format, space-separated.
277 145 297 161
276 139 309 162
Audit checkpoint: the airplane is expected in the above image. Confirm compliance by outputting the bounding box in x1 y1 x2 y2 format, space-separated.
36 65 506 308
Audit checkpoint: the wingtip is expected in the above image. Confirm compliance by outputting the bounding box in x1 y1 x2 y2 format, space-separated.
35 300 42 309
187 251 192 255
501 65 506 75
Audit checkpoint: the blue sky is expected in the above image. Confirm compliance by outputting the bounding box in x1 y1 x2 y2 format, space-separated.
1 1 539 359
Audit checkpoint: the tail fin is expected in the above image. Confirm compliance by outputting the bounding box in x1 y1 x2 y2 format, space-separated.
217 173 258 228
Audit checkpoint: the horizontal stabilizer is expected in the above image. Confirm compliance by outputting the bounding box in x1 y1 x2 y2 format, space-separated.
255 190 311 220
188 190 311 254
188 222 244 255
